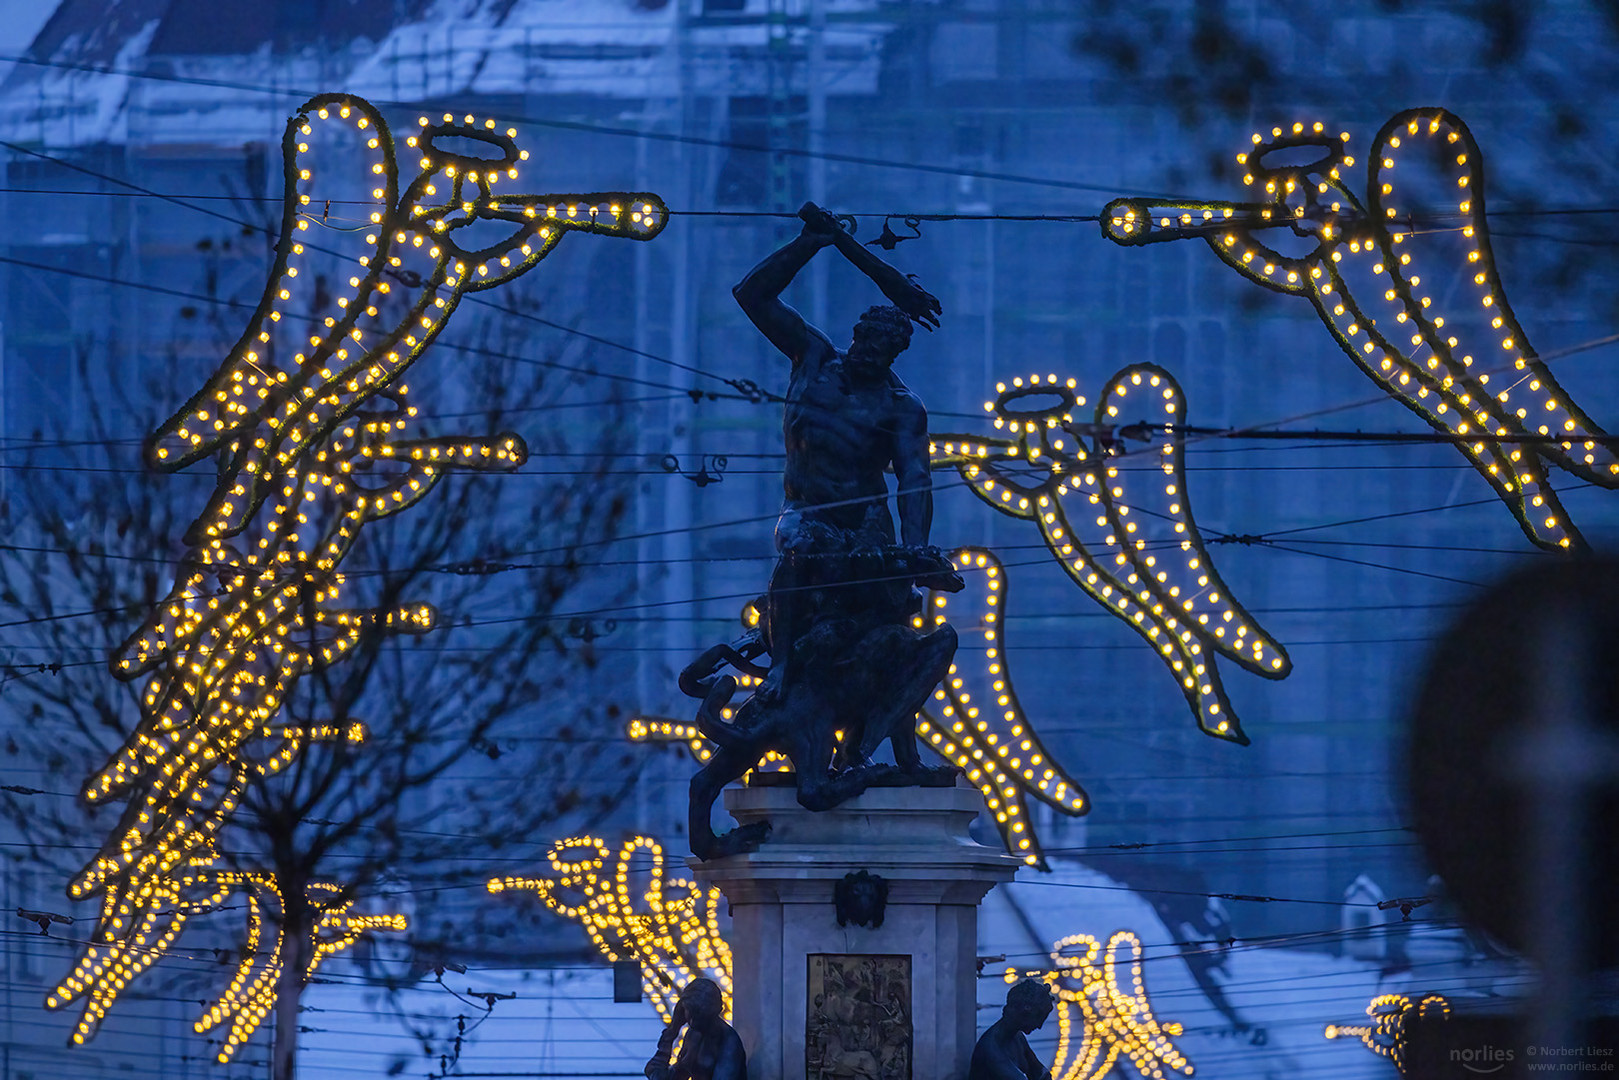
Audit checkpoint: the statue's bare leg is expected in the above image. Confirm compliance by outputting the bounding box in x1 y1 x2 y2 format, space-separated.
793 681 877 812
796 624 960 808
888 624 959 780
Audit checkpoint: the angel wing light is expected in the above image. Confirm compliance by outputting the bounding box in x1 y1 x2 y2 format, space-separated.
1101 109 1615 552
53 92 666 1059
1324 992 1451 1074
1007 931 1193 1080
931 365 1291 746
489 835 733 1024
917 548 1089 866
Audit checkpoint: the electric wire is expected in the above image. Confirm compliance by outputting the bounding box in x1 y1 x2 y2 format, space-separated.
0 52 1187 197
0 40 1589 1079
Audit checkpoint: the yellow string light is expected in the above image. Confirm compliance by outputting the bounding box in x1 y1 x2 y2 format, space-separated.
1006 930 1192 1080
489 836 732 1024
52 91 666 1060
1324 992 1450 1073
920 547 1087 867
1102 110 1615 552
931 368 1290 745
627 667 790 774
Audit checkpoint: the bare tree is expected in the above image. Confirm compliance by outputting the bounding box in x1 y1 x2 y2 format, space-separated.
0 226 644 1075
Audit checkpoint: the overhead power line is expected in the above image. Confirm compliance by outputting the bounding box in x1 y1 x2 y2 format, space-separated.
0 137 761 400
0 487 1545 642
8 134 1619 442
0 52 1161 197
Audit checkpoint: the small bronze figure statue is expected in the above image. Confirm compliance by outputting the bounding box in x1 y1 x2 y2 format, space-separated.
681 201 965 860
643 977 747 1080
968 978 1056 1080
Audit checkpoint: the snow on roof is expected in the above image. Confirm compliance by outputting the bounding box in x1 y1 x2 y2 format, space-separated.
0 0 890 148
978 857 1466 1079
0 0 67 84
21 0 168 70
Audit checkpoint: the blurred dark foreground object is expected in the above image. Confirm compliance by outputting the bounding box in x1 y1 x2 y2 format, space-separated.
1405 1014 1618 1079
1410 558 1619 1070
1409 558 1619 962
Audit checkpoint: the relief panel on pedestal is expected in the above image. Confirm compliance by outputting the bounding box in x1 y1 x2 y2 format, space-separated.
806 953 912 1080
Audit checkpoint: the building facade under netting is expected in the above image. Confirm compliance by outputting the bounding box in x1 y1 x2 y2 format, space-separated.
0 2 1610 1076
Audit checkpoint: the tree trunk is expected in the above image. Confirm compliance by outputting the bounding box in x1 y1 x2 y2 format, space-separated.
273 893 312 1080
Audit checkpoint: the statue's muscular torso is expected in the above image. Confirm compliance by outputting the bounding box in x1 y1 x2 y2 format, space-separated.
731 219 939 553
781 342 924 537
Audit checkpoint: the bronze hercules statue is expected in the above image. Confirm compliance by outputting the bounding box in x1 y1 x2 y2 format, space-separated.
681 203 964 860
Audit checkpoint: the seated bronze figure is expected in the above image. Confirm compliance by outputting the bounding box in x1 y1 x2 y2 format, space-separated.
968 978 1056 1080
643 978 746 1080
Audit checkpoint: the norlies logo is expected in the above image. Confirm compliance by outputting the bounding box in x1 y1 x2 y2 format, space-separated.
1453 1046 1516 1074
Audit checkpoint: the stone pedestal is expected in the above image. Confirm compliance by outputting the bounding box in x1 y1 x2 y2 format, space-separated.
692 781 1019 1080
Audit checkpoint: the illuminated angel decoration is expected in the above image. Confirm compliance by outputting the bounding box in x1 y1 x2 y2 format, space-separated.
917 548 1088 866
489 835 733 1024
629 547 1091 868
931 366 1291 745
1007 931 1193 1080
52 92 666 1060
1324 992 1450 1073
1102 109 1617 552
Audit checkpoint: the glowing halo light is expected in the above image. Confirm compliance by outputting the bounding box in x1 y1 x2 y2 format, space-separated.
1101 109 1618 552
1012 930 1192 1080
930 367 1291 745
1323 992 1450 1073
51 92 666 1060
488 836 732 1025
628 549 1092 868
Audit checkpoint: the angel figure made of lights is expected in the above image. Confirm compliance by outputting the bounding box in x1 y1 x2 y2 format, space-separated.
648 363 1287 863
1102 108 1618 552
1325 992 1451 1075
489 836 732 1026
678 202 967 860
51 92 665 1061
930 365 1291 745
1029 931 1194 1080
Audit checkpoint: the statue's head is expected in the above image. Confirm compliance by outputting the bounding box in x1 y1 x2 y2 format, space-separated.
680 977 726 1028
847 305 912 381
1004 978 1056 1033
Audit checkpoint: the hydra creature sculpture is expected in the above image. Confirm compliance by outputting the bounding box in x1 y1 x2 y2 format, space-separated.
681 202 964 860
